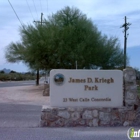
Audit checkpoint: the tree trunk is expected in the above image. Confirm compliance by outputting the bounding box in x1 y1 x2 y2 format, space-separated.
36 69 39 85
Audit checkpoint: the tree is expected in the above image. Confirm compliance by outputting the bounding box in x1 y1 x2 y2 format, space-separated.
134 67 140 80
5 6 126 75
0 70 4 73
10 70 17 73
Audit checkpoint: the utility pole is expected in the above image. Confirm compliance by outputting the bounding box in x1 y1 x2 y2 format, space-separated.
75 61 77 69
34 13 44 85
121 16 131 69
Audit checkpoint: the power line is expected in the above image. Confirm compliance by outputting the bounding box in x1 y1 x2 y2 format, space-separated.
8 0 23 27
25 0 35 20
40 0 43 12
32 0 38 18
46 0 48 13
43 0 49 17
114 26 122 38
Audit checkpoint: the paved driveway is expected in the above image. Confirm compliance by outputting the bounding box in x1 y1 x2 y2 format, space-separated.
0 80 35 88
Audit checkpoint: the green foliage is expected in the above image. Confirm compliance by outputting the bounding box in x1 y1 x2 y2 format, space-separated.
5 42 26 63
10 70 17 73
137 80 140 86
0 73 35 81
5 6 126 70
0 70 4 73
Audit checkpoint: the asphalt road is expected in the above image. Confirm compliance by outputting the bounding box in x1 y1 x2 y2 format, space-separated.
0 127 134 140
0 80 36 88
0 103 41 128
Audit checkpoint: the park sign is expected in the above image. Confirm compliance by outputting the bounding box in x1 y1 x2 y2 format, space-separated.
50 70 123 107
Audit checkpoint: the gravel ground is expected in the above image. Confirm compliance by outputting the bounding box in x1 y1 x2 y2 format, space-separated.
0 85 50 105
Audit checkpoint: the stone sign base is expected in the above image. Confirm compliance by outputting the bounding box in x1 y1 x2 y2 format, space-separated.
43 84 49 96
40 105 140 127
40 68 140 127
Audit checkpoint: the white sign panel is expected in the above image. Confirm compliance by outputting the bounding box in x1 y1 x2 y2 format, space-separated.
50 70 123 107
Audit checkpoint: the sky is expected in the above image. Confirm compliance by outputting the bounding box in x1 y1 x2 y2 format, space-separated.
0 0 140 72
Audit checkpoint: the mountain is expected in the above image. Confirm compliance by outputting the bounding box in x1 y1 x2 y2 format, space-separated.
2 68 11 74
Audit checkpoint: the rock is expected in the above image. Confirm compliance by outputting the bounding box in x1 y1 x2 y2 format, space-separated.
51 109 58 115
130 85 137 90
120 113 126 122
130 76 136 81
136 107 140 113
65 120 76 127
43 84 50 96
76 108 84 112
44 121 48 127
58 107 66 111
50 122 56 127
111 111 120 120
68 108 75 112
42 105 51 112
78 119 85 125
99 112 111 124
86 120 93 127
43 88 49 96
93 118 98 126
128 70 135 76
125 99 136 107
118 107 127 112
102 108 112 113
99 112 104 120
123 121 129 126
126 92 135 100
45 113 58 121
55 118 65 126
132 113 140 126
111 120 122 126
41 112 45 120
124 74 130 82
58 111 70 119
93 110 98 117
82 110 93 119
71 112 80 120
128 111 136 121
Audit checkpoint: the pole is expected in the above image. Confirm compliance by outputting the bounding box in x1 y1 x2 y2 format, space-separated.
41 13 43 26
124 16 127 69
76 61 77 69
121 16 131 106
34 13 48 85
34 13 43 85
121 16 131 69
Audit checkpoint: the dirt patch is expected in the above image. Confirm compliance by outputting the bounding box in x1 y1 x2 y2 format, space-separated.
0 85 50 105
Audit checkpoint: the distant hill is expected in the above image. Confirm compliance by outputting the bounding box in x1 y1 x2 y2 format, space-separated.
1 68 11 74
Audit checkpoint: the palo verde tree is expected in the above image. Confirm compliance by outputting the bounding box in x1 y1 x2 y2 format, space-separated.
5 6 127 77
